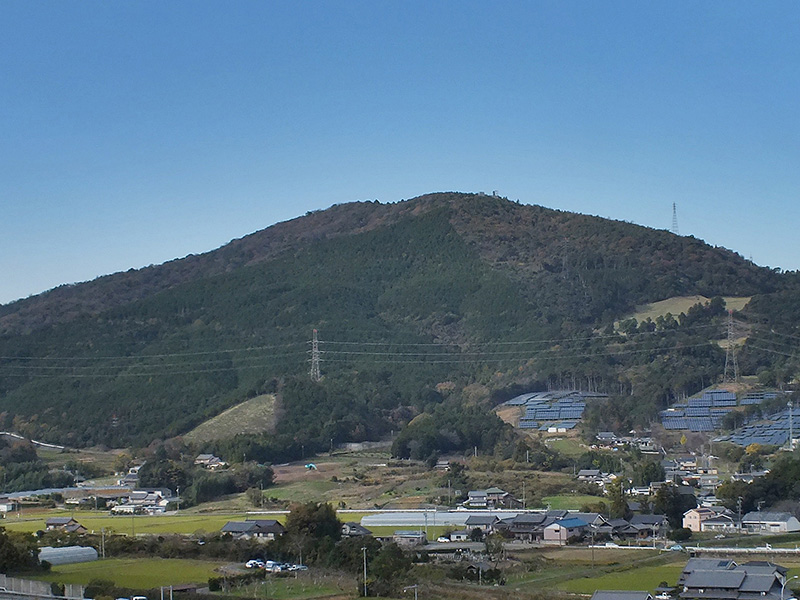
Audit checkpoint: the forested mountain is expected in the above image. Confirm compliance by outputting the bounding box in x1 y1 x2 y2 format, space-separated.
0 193 797 452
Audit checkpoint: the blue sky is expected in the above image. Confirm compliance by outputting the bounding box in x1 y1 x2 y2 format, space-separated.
2 2 799 305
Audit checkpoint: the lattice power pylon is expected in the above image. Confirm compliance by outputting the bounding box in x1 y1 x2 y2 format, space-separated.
723 310 739 384
310 329 321 382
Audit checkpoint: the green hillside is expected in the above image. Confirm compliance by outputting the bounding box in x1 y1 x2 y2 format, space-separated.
0 193 796 452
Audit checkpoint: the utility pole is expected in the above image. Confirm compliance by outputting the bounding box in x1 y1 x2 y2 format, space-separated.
362 547 368 597
737 496 743 537
310 329 321 382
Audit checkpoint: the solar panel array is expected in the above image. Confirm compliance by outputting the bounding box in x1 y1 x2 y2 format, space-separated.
660 389 751 432
662 416 716 432
714 407 796 447
505 390 607 430
740 391 779 406
524 400 586 421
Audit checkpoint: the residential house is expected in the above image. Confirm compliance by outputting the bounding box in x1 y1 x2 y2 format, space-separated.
465 515 499 534
246 519 286 540
464 490 488 509
629 515 670 538
502 513 551 543
544 517 588 545
45 517 87 534
449 529 470 542
731 472 769 484
741 512 800 534
701 514 738 533
485 487 517 508
577 469 602 483
194 454 227 470
683 507 720 532
595 432 618 445
463 488 519 509
678 559 788 600
221 519 286 541
111 489 172 514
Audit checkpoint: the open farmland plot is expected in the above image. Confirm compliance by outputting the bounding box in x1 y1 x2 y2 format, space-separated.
541 494 607 510
508 547 672 591
29 558 223 588
2 512 287 535
236 573 358 599
556 562 686 594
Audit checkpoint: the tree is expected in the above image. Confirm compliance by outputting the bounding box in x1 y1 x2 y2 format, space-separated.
245 487 262 507
286 502 341 541
607 480 631 520
0 527 39 572
633 462 665 486
653 485 697 528
368 542 412 597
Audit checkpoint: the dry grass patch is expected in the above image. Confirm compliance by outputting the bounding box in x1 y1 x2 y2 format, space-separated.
183 394 277 443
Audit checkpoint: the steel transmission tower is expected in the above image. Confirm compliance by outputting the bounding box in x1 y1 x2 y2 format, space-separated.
671 203 680 235
723 311 739 384
310 329 321 382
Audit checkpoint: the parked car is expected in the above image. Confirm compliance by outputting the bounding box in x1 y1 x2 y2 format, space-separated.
265 560 283 573
245 559 265 569
667 544 684 552
437 536 451 543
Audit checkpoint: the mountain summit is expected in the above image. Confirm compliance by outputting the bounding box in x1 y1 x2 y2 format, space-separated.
0 193 793 447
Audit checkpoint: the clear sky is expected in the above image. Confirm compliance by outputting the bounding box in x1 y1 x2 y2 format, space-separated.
2 2 798 305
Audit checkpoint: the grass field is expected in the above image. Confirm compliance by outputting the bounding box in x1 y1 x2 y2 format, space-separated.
238 573 357 599
556 562 685 593
623 295 751 325
541 494 606 510
183 394 277 444
2 511 287 535
29 558 223 588
545 437 587 458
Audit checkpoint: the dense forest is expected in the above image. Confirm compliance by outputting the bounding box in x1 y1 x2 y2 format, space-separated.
0 193 798 451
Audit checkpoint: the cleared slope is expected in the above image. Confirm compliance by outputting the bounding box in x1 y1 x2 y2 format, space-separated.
182 394 278 444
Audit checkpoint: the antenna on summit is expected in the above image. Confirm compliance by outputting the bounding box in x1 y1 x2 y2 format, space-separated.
671 203 680 235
